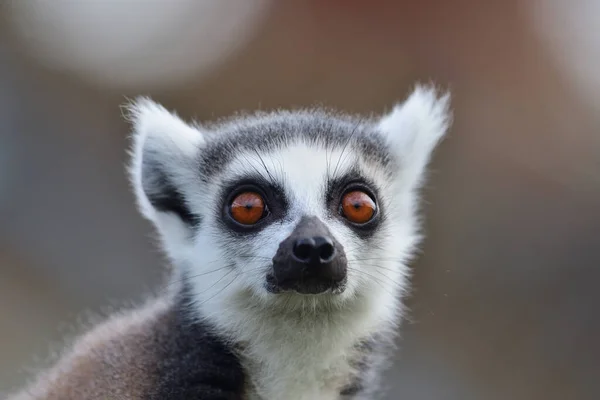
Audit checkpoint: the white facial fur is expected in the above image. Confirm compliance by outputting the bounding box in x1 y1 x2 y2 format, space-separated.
126 85 450 399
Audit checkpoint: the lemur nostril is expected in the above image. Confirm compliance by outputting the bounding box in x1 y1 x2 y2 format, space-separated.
292 238 315 262
292 236 336 264
317 242 335 263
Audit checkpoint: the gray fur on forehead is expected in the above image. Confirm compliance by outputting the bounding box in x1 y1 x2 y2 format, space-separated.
197 109 395 178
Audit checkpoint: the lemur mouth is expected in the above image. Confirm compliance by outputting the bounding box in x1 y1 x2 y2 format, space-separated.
265 273 347 295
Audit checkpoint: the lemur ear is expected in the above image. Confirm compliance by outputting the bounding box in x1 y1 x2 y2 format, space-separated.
125 97 205 228
377 85 451 189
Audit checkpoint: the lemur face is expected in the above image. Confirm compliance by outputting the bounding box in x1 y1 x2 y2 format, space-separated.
127 86 450 313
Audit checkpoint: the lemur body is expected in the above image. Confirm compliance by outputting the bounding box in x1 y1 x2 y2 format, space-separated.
9 85 450 400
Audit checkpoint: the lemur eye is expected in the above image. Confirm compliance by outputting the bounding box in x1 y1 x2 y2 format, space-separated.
340 191 376 224
230 192 266 225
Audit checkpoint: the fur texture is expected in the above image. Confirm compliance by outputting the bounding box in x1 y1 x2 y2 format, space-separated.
10 84 450 400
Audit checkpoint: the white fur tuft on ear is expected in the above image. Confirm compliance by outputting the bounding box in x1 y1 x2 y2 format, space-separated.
124 97 204 225
378 84 451 188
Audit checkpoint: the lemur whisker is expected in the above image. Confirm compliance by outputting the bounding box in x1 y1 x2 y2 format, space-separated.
241 153 268 178
332 118 363 179
346 267 400 297
349 257 409 264
253 148 276 184
190 272 242 309
348 262 404 276
160 264 266 296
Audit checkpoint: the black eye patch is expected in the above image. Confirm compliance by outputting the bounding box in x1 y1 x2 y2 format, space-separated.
217 174 289 236
325 170 383 239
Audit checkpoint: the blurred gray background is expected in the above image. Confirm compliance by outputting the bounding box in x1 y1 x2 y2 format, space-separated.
1 1 599 399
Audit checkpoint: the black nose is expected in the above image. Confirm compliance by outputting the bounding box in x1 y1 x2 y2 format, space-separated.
270 216 347 295
292 236 336 264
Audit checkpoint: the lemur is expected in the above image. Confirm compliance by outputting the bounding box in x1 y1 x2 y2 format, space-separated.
8 85 451 400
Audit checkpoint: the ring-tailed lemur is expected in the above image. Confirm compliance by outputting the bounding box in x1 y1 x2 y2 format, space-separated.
9 85 450 400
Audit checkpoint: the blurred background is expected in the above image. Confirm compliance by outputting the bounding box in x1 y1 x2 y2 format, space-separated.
1 1 599 399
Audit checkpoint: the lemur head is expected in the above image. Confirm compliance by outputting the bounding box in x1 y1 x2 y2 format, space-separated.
127 85 450 316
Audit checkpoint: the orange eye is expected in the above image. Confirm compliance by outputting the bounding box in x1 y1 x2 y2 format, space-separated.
341 190 376 224
230 192 266 225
